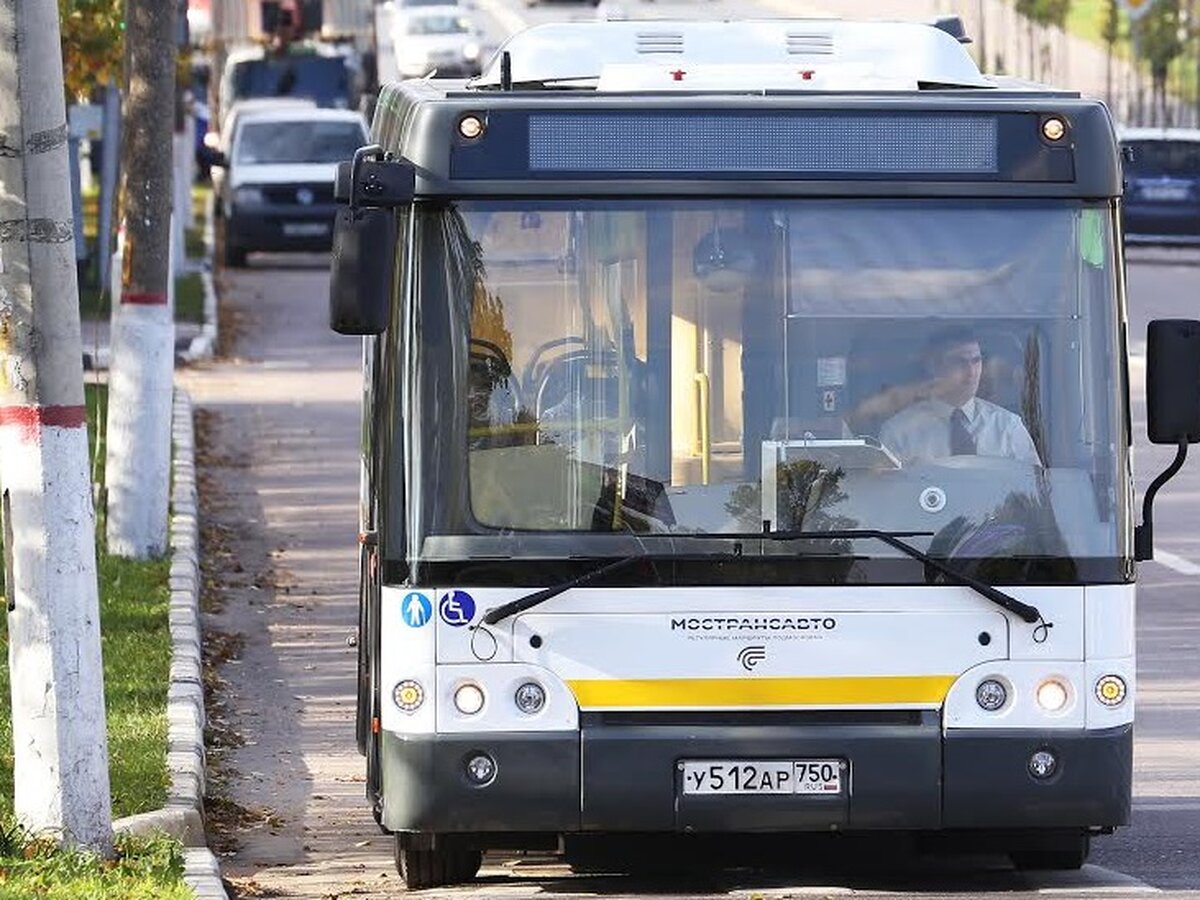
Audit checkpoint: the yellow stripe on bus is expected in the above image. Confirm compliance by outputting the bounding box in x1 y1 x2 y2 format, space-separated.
566 675 957 709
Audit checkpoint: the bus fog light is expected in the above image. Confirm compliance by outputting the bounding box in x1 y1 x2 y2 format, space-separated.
1035 678 1070 713
1095 675 1127 707
1028 749 1057 780
393 679 424 714
453 683 485 715
514 681 546 714
975 678 1007 711
465 753 496 785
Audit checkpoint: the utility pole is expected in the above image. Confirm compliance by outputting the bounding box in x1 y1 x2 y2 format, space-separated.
105 0 177 558
0 0 113 851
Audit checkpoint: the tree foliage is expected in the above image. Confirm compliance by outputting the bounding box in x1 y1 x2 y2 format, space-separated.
1015 0 1073 29
1134 0 1184 84
58 0 124 101
1102 0 1121 47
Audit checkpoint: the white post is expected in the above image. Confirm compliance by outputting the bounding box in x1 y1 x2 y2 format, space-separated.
0 0 113 851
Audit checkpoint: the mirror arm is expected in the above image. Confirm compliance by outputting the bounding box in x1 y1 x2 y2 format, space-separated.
1135 438 1188 561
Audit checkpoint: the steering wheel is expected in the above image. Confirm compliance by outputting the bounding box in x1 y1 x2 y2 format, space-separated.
534 347 629 421
521 336 587 400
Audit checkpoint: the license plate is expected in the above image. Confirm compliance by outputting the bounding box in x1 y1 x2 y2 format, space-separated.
1141 184 1189 201
680 759 842 795
282 222 328 237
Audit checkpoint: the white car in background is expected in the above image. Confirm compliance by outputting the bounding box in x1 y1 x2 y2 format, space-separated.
390 6 486 79
204 97 317 197
212 107 368 267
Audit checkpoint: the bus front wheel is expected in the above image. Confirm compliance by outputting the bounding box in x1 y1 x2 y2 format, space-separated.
395 838 482 889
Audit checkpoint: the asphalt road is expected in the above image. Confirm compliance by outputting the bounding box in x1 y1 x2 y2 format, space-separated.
185 4 1200 897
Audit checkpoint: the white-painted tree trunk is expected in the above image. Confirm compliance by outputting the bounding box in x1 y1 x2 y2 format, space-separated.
105 299 176 558
105 0 178 559
0 424 113 848
0 0 113 852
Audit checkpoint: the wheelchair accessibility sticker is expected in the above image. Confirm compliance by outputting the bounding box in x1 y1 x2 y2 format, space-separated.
439 590 476 627
401 592 433 628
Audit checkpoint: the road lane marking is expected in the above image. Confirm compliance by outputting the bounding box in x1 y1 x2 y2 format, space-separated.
1151 549 1200 575
1136 798 1200 811
1034 863 1160 893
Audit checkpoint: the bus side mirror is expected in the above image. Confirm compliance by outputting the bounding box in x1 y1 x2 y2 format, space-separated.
329 147 414 335
1135 318 1200 560
1147 319 1200 444
329 205 395 335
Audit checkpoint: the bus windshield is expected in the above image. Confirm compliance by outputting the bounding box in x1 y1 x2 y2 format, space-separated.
405 199 1128 574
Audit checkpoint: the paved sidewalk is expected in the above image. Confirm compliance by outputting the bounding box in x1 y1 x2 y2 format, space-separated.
80 316 203 371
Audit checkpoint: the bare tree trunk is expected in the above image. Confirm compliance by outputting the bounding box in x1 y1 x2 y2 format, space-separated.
105 0 177 558
1028 19 1035 79
0 0 113 852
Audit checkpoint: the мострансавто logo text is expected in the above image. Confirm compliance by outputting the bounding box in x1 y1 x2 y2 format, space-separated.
670 616 837 632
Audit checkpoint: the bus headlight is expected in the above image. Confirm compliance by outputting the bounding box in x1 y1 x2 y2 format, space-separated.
1095 674 1127 707
393 679 425 713
975 678 1008 712
514 681 546 715
453 682 486 715
1035 678 1070 713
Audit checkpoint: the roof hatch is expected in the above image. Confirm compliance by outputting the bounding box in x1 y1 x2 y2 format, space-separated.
471 19 992 92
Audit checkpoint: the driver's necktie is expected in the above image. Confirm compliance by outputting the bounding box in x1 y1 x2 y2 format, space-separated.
950 408 976 456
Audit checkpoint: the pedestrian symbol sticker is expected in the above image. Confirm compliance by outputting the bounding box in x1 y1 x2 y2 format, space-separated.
439 590 476 627
402 592 432 628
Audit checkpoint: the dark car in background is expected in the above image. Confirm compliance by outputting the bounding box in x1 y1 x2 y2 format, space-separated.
219 42 363 119
1119 128 1200 245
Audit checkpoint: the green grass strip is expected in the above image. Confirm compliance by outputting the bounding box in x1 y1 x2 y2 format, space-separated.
175 272 204 324
0 825 191 899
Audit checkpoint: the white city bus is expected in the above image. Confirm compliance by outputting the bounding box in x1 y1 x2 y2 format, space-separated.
328 18 1200 888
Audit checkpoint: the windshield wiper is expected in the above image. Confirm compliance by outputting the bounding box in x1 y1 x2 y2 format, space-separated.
760 528 1041 624
481 553 660 625
480 529 1041 627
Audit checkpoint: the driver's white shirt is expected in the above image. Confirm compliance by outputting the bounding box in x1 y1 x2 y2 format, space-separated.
878 397 1041 466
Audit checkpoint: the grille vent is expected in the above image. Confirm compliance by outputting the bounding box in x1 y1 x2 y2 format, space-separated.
636 30 685 54
786 31 835 55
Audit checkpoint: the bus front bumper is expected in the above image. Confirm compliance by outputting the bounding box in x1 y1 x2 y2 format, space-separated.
378 721 1131 835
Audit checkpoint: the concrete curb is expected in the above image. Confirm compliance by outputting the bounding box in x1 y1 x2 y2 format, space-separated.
182 267 219 363
112 389 228 899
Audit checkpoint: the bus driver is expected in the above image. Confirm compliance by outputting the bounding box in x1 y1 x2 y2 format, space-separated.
877 325 1041 467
